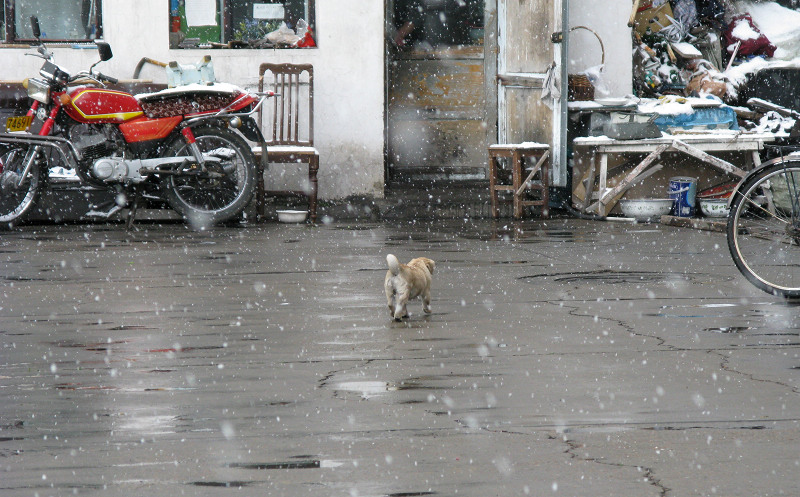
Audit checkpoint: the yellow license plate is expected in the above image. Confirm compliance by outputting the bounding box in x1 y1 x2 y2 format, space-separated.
6 115 32 132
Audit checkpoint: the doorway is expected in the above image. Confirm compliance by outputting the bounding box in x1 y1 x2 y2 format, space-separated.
386 0 492 182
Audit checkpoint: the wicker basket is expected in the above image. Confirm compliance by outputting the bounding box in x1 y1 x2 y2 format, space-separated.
568 26 605 101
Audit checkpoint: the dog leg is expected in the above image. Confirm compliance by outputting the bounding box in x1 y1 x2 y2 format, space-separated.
394 293 409 320
385 284 396 317
422 289 432 314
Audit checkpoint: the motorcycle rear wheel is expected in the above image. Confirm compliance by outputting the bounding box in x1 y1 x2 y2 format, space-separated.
726 160 800 298
161 126 256 227
0 146 43 229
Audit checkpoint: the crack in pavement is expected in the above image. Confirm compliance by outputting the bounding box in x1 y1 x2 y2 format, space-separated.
554 432 671 497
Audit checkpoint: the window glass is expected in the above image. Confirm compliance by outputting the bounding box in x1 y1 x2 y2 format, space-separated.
170 0 315 49
7 0 101 42
392 0 484 50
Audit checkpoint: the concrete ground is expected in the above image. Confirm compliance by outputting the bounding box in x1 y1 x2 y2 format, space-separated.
1 217 798 497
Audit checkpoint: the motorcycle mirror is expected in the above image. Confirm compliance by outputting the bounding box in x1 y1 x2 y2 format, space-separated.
95 41 113 62
30 16 41 39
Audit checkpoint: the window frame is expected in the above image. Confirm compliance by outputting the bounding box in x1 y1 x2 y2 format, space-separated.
2 0 103 44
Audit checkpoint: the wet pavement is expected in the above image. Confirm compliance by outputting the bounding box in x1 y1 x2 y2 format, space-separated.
1 218 798 497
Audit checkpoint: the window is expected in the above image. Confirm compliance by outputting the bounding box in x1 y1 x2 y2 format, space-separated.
2 0 102 43
392 0 483 50
170 0 315 49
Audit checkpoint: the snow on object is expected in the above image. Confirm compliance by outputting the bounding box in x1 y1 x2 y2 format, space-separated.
723 14 776 58
730 17 760 42
753 111 796 134
135 82 245 101
737 1 800 59
638 96 695 116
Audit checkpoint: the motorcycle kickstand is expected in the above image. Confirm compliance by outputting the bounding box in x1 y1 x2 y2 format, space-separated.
125 190 142 231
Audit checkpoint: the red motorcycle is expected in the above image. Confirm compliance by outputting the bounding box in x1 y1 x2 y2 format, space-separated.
0 17 268 229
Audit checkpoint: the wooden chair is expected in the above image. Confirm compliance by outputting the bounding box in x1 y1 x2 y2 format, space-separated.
255 63 319 223
488 143 551 219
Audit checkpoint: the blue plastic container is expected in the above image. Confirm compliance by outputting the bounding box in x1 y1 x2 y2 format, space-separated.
669 177 697 217
653 106 739 132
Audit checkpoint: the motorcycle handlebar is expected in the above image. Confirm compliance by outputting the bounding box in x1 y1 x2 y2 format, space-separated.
95 72 118 85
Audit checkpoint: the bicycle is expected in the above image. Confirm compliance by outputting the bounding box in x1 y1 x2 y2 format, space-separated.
726 144 800 298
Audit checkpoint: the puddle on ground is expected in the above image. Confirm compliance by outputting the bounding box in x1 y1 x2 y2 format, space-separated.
645 424 767 431
385 234 457 244
334 224 382 231
386 493 436 497
464 228 599 244
492 260 538 265
227 460 322 470
55 383 118 391
188 480 254 487
146 345 224 353
329 373 490 401
334 381 398 399
108 325 157 331
3 275 48 282
48 339 132 350
704 326 754 333
520 270 698 285
561 425 636 434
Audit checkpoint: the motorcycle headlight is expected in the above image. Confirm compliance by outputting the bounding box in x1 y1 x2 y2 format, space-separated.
27 78 51 104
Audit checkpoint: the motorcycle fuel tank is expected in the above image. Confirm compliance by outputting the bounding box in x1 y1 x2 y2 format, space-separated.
63 87 144 123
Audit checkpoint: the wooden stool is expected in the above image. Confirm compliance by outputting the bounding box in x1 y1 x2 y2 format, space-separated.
488 143 551 219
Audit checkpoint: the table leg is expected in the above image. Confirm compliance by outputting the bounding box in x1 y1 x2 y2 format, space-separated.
752 150 762 169
581 152 596 214
597 152 609 215
489 152 499 218
512 150 522 219
598 143 670 210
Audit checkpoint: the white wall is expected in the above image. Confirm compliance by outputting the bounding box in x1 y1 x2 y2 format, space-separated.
569 0 632 98
2 0 386 200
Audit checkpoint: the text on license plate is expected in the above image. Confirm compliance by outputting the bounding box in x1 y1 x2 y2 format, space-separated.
6 115 32 132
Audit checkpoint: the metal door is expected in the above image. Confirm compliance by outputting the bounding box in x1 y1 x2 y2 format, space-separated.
496 0 567 187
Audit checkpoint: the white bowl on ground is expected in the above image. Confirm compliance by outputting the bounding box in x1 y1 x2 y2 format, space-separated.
276 210 308 223
700 198 730 218
618 198 674 221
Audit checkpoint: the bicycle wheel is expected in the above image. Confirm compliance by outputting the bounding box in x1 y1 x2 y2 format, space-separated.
726 160 800 297
0 146 44 229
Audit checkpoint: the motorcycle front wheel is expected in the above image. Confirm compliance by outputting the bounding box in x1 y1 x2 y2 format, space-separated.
161 126 257 227
0 146 43 229
726 160 800 298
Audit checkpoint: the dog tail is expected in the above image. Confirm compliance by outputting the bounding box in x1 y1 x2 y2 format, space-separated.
386 254 401 276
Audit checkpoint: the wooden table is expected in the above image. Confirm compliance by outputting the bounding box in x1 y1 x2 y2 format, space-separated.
572 132 777 216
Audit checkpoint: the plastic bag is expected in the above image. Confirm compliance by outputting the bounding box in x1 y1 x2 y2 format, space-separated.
267 22 301 46
295 28 316 48
583 65 609 98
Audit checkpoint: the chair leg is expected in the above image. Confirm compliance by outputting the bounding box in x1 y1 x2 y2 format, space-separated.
256 157 266 222
489 152 499 219
512 150 523 219
541 160 550 219
308 155 319 223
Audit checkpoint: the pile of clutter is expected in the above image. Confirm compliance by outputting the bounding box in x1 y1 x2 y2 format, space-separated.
630 0 800 131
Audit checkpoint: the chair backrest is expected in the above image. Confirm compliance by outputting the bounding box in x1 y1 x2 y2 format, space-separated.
258 63 314 147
